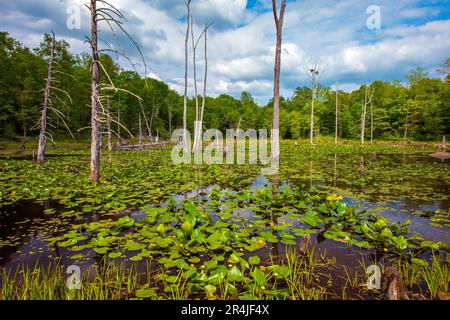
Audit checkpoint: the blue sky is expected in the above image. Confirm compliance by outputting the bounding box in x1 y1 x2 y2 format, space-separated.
1 0 449 104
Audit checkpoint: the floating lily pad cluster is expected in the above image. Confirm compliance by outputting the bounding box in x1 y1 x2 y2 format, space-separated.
47 184 448 299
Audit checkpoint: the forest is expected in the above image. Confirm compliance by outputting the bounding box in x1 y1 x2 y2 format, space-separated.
1 31 449 144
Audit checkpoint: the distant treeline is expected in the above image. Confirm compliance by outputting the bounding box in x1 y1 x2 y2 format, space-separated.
1 31 449 142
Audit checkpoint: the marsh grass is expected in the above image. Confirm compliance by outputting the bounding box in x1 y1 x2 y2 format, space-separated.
421 255 449 299
0 259 153 300
281 247 331 300
1 251 448 300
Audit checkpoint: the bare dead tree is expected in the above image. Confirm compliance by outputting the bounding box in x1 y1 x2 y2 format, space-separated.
149 91 159 140
200 23 208 135
183 0 191 150
335 82 339 145
37 32 55 164
86 0 145 182
271 0 286 161
370 97 374 143
168 100 172 136
192 22 213 153
117 106 121 144
190 16 200 152
107 96 113 151
305 58 324 145
139 113 143 149
89 0 101 182
361 84 375 145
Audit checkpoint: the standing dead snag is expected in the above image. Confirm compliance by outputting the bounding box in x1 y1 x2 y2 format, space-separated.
370 96 374 143
199 23 209 151
89 0 101 182
183 0 191 150
361 84 374 145
190 17 200 153
107 96 112 151
139 113 143 150
335 83 339 145
305 59 323 145
192 22 213 153
271 0 286 161
37 32 55 164
86 0 144 181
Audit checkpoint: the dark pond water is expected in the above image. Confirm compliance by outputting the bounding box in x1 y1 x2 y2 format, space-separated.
0 153 448 298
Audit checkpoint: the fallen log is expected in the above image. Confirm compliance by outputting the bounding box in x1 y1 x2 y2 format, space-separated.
115 141 177 151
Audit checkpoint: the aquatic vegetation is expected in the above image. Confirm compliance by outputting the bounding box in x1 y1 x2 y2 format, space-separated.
0 259 149 300
421 254 449 299
0 143 449 300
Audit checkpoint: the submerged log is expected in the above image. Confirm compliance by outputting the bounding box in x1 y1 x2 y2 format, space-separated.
103 208 133 221
430 152 450 160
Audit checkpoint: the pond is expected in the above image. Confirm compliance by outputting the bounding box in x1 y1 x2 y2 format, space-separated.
0 150 448 299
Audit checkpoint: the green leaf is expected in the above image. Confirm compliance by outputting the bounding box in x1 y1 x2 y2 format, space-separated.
392 235 408 250
190 229 204 244
136 288 156 298
421 240 440 250
204 259 218 270
175 258 189 270
304 211 321 227
108 252 122 259
93 247 109 254
380 227 393 238
248 256 261 265
155 237 171 248
251 267 267 287
130 255 143 262
228 266 243 282
227 253 240 264
156 224 166 234
181 222 192 234
204 284 217 300
411 258 428 267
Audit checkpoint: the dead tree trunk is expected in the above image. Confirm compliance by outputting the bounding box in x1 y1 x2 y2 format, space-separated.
149 94 157 141
335 83 339 145
193 23 211 153
361 87 367 145
361 85 374 145
117 107 121 145
306 60 322 145
310 85 316 145
90 0 101 182
139 113 143 150
37 32 55 164
107 96 113 151
200 24 208 136
271 0 286 162
168 100 172 135
191 17 200 153
370 99 374 143
183 0 191 150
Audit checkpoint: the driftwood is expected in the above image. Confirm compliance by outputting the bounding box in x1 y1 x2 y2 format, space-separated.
383 267 410 300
